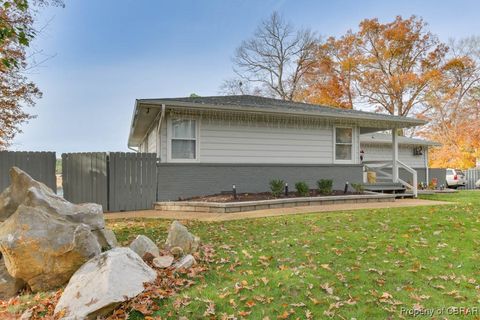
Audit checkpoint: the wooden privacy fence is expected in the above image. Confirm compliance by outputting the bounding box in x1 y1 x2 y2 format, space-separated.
62 152 158 211
0 151 56 192
108 153 157 212
62 153 108 209
465 168 480 189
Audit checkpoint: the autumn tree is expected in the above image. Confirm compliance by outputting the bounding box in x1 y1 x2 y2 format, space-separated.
419 37 480 168
0 0 63 149
301 16 447 117
220 12 317 101
299 32 360 109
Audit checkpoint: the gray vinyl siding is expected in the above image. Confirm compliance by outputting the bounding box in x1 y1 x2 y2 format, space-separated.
199 119 334 163
160 121 167 161
160 114 361 164
361 143 427 168
146 124 157 153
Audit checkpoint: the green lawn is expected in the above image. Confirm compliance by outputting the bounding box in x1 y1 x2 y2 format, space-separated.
108 190 480 319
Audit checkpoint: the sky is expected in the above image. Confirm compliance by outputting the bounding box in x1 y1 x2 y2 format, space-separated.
11 0 480 154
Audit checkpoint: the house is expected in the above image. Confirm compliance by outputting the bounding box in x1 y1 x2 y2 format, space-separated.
127 95 434 200
359 133 444 187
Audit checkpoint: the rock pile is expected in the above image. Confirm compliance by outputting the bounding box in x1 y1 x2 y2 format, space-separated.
0 167 117 293
0 167 202 319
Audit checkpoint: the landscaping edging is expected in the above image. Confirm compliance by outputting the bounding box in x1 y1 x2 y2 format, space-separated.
154 192 396 213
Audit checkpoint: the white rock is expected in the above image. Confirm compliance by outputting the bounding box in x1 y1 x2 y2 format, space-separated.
54 247 156 319
20 308 33 320
152 255 174 268
174 254 196 270
165 221 200 254
130 235 160 259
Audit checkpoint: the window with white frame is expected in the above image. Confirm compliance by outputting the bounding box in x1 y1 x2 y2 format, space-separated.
335 127 353 161
170 119 197 160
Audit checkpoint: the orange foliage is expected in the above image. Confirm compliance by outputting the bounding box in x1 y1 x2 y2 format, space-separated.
419 49 480 168
299 16 447 116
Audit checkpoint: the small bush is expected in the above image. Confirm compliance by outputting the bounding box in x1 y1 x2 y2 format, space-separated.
295 181 310 197
317 179 333 195
269 179 285 197
351 183 364 193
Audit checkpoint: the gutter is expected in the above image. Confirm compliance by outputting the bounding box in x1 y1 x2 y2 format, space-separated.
137 99 427 127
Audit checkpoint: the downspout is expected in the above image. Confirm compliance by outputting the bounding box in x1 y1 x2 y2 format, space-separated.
425 146 429 185
156 104 165 160
155 104 165 202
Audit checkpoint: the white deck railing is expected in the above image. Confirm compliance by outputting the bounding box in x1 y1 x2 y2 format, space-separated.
363 160 418 197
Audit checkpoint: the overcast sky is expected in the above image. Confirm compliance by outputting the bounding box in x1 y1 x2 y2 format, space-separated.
11 0 480 154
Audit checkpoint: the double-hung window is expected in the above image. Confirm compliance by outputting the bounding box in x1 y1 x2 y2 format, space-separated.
170 119 197 160
335 127 353 162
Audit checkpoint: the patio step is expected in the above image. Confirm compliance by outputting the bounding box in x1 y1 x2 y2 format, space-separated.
394 192 415 199
362 182 406 194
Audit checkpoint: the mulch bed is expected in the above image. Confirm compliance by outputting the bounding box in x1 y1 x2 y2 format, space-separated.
182 190 364 203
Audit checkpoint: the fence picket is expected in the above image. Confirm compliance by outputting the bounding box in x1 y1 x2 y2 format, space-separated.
465 169 480 189
0 151 56 192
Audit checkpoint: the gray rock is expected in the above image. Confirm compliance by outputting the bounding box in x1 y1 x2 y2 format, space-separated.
54 247 156 319
174 254 196 270
152 255 174 268
0 257 24 300
0 167 104 231
170 246 184 258
130 235 160 259
20 308 33 320
165 221 200 254
0 205 101 292
93 228 118 251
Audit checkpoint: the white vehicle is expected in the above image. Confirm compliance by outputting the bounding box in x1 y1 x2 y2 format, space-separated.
446 168 467 189
476 179 480 189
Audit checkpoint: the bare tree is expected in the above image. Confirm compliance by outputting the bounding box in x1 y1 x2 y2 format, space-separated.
218 78 259 96
221 12 317 100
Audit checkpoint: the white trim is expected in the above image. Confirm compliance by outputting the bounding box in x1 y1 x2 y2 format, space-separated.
333 126 354 164
167 116 200 163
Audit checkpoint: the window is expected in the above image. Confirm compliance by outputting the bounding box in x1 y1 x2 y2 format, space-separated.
170 119 196 160
335 127 353 161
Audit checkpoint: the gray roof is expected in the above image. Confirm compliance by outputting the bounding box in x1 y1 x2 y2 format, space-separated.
360 133 441 146
129 95 427 147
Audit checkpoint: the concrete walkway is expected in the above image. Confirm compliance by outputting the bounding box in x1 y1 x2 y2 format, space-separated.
105 198 452 222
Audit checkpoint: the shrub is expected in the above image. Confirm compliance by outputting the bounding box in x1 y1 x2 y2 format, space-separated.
317 179 333 195
351 183 364 193
295 181 310 197
269 179 285 197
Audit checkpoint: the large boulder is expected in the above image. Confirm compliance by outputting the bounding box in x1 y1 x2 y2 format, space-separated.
0 167 104 231
0 205 101 292
54 247 156 319
129 235 160 259
0 256 24 300
165 221 200 254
